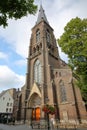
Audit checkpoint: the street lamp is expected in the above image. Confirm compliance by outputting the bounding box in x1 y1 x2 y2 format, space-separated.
45 97 50 130
42 98 56 130
23 104 33 125
24 100 27 124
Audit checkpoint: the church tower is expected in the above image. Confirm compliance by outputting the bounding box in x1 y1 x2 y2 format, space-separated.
23 5 87 122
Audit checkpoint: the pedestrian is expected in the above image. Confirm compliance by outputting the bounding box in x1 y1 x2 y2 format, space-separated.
50 117 55 129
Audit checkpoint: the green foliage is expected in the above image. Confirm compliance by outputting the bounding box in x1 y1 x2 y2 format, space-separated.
58 17 87 103
42 105 56 115
77 75 87 104
0 0 37 27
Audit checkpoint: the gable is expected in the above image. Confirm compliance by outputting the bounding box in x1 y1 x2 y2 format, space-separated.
28 82 41 101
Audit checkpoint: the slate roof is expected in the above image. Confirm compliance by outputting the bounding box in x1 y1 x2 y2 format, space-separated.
36 5 49 25
0 91 6 98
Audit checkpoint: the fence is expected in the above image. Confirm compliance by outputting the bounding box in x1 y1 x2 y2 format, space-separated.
30 117 87 130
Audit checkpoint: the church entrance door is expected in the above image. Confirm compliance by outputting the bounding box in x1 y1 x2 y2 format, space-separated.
32 107 40 120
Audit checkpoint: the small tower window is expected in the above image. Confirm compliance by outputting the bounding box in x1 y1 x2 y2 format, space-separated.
55 72 58 77
46 29 50 43
33 47 36 53
34 59 41 84
59 72 61 77
59 80 67 102
36 29 40 43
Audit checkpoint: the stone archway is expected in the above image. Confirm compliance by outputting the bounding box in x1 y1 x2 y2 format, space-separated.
28 93 41 120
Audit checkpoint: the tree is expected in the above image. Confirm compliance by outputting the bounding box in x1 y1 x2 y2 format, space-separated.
58 17 87 104
0 0 37 27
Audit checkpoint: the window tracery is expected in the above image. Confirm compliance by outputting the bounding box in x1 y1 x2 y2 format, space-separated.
46 29 50 43
34 59 41 84
36 29 40 43
59 80 67 102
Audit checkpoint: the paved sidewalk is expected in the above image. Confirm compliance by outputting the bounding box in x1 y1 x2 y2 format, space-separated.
0 124 87 130
0 124 30 130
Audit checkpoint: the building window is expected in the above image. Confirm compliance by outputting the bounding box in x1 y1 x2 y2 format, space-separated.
34 59 41 84
7 103 9 106
36 29 40 43
3 97 5 100
6 108 8 112
9 108 12 112
59 80 67 102
46 29 50 43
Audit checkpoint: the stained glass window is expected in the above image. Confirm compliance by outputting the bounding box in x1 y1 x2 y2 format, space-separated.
34 59 41 84
59 80 67 102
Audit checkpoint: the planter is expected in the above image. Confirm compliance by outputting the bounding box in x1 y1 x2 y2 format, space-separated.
42 105 56 115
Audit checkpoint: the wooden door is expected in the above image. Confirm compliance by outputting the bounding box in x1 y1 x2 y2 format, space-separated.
36 107 40 120
32 107 40 120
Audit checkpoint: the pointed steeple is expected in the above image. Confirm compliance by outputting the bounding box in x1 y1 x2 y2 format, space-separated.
36 5 49 25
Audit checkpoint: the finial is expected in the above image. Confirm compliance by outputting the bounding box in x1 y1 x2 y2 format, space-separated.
36 0 49 25
40 0 42 5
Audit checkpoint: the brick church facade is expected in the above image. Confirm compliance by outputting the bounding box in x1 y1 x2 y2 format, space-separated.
19 5 87 123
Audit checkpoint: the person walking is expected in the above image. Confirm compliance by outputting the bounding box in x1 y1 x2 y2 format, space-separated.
50 117 55 129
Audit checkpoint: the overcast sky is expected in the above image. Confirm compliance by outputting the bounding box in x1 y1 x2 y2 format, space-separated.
0 0 87 92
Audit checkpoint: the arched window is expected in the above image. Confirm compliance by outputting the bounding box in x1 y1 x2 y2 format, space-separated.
46 29 50 42
34 59 41 84
59 80 67 102
36 29 40 43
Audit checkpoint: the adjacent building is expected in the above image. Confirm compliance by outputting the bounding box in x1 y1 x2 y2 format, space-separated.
0 88 21 121
7 88 21 120
0 91 14 119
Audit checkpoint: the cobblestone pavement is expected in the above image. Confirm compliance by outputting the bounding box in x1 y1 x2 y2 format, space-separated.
0 124 87 130
0 124 30 130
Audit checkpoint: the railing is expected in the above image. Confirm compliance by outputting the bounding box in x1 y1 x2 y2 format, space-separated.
30 119 48 129
30 117 87 130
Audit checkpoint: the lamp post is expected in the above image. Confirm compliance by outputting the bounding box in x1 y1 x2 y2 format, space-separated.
45 97 50 130
42 98 56 130
47 112 50 130
23 105 33 125
24 100 27 124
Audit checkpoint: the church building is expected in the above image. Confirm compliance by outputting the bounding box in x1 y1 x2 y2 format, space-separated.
20 5 87 123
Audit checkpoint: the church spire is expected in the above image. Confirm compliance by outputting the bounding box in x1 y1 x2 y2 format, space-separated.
36 5 49 25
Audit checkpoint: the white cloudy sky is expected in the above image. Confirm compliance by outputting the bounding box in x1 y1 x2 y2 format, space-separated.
0 0 87 92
